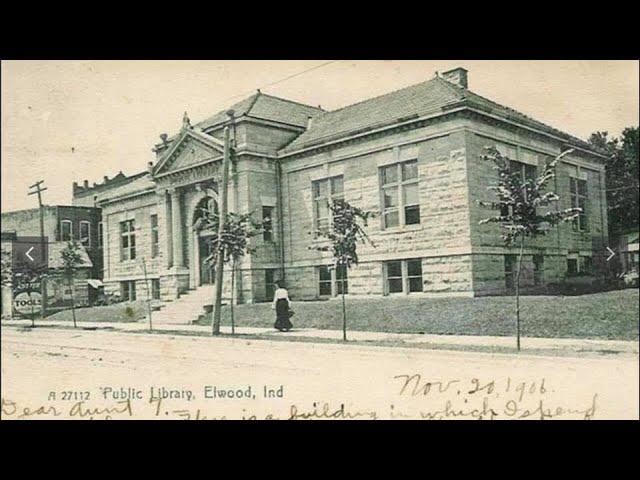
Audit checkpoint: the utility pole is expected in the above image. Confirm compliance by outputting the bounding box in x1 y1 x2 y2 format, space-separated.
141 258 153 332
212 110 235 336
28 180 47 319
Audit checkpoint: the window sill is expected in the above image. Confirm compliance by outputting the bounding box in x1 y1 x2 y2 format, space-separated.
378 224 423 236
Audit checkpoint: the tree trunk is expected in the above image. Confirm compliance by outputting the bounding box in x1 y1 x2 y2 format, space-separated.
230 259 236 335
515 236 525 351
69 277 77 329
341 272 347 341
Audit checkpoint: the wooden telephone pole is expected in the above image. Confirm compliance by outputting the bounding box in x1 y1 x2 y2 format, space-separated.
212 110 235 335
28 180 48 318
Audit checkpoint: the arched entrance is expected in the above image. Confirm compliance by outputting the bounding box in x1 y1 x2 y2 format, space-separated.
192 195 218 286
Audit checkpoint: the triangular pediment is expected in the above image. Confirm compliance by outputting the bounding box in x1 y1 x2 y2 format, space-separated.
153 129 224 177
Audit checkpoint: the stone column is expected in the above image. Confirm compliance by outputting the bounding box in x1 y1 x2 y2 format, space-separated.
170 187 184 268
164 190 173 269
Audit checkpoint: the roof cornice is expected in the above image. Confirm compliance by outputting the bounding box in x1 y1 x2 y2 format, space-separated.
279 104 608 161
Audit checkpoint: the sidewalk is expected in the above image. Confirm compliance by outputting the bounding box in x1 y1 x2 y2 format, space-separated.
2 317 638 356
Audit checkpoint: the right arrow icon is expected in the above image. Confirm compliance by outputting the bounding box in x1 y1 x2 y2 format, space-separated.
606 247 616 262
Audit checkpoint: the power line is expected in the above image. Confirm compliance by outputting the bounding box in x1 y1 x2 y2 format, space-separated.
218 60 340 105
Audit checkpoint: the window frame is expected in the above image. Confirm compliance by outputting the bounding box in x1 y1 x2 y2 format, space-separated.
121 280 137 301
60 219 73 242
79 220 91 247
120 219 136 262
384 258 423 295
336 264 348 295
504 254 517 291
379 159 420 229
533 254 544 286
406 259 423 293
151 278 161 300
312 175 344 232
262 206 274 243
317 264 349 297
265 269 277 301
150 214 159 258
317 265 333 297
569 176 589 232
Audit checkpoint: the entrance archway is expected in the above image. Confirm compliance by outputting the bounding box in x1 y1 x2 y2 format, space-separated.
192 195 219 287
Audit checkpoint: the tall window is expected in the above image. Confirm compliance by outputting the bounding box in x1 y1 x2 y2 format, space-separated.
121 280 136 301
533 254 544 286
570 177 588 231
384 259 423 294
120 219 136 261
150 214 159 258
265 269 277 301
61 220 73 241
500 160 537 217
98 222 104 248
380 160 420 229
262 206 274 242
312 175 344 231
79 221 91 247
510 160 537 183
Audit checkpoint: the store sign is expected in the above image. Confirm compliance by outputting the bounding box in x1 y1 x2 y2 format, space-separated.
13 291 43 316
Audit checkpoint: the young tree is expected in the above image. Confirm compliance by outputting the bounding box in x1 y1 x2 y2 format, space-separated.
311 198 376 341
60 241 83 328
480 146 580 351
195 208 262 335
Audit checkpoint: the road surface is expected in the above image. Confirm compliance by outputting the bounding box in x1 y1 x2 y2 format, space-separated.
2 326 638 420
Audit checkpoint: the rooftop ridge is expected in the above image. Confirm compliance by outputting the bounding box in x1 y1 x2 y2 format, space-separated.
256 92 325 113
322 76 445 117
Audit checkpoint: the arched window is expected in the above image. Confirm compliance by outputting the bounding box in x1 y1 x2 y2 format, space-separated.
193 196 218 231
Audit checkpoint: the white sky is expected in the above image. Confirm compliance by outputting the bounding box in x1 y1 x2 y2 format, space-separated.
2 60 638 212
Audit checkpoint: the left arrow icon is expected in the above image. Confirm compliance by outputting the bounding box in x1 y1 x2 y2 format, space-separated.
25 246 35 262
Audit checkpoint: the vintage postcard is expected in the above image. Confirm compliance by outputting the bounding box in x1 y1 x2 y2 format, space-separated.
1 60 638 420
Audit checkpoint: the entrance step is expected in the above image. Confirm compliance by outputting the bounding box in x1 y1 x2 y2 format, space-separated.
147 285 223 325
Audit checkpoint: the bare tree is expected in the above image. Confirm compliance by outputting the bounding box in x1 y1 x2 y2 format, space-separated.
311 199 376 341
60 241 83 328
480 146 580 350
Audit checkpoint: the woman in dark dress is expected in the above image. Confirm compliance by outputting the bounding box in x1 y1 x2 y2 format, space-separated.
272 281 293 332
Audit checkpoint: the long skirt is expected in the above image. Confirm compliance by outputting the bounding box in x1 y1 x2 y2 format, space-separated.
274 299 293 331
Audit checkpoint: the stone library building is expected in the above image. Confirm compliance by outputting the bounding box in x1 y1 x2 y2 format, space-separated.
71 67 609 308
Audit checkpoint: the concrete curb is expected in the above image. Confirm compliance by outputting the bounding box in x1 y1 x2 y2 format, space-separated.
2 319 637 355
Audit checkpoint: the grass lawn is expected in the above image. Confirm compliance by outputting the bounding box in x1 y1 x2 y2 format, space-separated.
197 289 639 341
45 300 148 323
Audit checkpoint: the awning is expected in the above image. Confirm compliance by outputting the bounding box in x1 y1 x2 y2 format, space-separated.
87 279 103 289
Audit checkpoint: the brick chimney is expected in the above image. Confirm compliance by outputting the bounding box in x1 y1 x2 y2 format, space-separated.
441 67 468 89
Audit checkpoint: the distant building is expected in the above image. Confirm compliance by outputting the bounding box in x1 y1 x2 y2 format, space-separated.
72 67 609 307
618 229 640 273
1 205 102 314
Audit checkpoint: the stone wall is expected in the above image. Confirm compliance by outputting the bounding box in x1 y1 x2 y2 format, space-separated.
279 117 475 299
463 117 608 295
101 192 163 296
